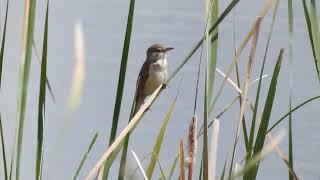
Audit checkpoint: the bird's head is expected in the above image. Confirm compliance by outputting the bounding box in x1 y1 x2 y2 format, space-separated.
146 44 174 61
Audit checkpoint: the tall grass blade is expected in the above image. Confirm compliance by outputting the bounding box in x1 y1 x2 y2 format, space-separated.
0 0 9 88
35 2 49 179
248 0 280 155
288 0 294 179
166 156 179 180
15 0 37 179
208 0 218 103
146 86 180 179
301 0 320 80
202 74 209 180
0 114 8 180
32 40 55 102
104 0 136 179
309 0 320 73
250 49 284 178
73 133 98 180
107 0 135 148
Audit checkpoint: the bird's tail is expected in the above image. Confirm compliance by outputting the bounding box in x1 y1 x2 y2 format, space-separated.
133 95 145 115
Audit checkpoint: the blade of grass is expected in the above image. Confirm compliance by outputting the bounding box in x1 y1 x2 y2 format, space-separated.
32 40 55 102
250 49 284 179
288 0 294 179
146 85 181 179
0 0 9 88
157 158 167 180
73 133 98 180
35 2 49 179
105 0 136 179
207 0 219 104
219 156 228 180
166 155 179 180
268 95 320 133
202 73 209 180
0 114 8 180
310 0 320 72
131 150 148 180
301 0 320 80
15 0 37 179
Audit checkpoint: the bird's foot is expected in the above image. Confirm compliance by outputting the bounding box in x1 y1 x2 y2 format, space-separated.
162 83 170 89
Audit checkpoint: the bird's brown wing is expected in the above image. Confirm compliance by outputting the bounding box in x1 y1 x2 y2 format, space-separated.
133 60 150 114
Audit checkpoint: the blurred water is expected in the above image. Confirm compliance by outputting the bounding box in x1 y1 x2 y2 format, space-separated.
0 0 320 179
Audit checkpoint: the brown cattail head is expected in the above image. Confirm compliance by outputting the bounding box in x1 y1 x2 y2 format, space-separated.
186 116 197 180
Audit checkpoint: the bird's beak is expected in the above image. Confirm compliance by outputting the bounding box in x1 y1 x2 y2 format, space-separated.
165 47 174 51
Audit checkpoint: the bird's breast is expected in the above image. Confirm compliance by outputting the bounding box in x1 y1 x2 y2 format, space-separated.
144 59 168 95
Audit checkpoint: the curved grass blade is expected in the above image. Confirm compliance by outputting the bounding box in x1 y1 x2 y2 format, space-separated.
130 152 152 179
15 0 37 179
146 85 181 179
73 133 98 180
35 2 49 179
0 0 9 88
267 95 320 133
0 114 8 180
131 150 148 180
250 49 284 178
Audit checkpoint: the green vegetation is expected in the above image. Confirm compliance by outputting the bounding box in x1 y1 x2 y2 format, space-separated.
0 0 320 179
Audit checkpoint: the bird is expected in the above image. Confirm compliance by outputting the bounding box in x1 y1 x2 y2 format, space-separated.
133 44 174 115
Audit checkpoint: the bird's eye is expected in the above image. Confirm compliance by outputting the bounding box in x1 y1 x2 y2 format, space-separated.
156 48 162 52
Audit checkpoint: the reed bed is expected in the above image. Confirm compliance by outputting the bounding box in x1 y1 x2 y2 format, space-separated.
0 0 320 179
